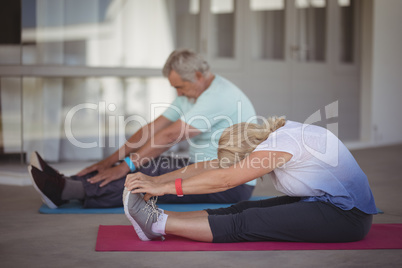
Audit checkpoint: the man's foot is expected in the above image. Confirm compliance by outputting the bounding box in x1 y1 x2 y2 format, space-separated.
30 151 64 178
123 188 164 241
28 165 68 209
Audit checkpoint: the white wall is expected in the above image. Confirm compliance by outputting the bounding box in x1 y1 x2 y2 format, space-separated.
370 0 402 146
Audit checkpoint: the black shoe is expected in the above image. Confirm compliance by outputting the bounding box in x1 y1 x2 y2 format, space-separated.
28 165 68 209
30 151 65 178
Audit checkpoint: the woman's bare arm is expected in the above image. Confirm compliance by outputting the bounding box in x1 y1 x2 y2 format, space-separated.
127 150 292 200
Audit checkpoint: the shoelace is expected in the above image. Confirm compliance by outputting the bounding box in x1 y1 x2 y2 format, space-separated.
141 196 166 241
142 196 163 225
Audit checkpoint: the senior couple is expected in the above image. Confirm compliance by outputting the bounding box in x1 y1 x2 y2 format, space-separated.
29 49 376 244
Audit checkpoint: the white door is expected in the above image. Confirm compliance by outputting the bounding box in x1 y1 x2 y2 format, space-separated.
170 0 361 141
247 0 360 140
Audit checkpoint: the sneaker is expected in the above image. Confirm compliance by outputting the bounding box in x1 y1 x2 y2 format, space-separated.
28 165 68 209
123 188 164 241
30 151 64 178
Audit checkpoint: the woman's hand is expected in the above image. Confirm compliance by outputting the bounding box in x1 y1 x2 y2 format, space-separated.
125 173 167 201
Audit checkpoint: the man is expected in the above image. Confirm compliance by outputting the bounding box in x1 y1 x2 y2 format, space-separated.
28 49 257 208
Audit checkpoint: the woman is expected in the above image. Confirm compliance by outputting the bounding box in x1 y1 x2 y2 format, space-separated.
124 116 377 243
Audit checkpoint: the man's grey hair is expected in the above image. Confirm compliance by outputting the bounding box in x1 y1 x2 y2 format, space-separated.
162 49 210 82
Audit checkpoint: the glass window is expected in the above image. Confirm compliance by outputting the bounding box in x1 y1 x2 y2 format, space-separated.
20 0 176 68
0 76 174 162
0 78 22 155
173 0 200 51
250 0 285 60
295 0 327 62
210 0 236 58
339 0 355 63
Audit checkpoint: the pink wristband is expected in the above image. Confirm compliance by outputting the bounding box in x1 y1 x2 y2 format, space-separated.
175 178 184 197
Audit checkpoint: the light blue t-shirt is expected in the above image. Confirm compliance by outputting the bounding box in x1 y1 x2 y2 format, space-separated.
162 75 257 185
253 121 377 214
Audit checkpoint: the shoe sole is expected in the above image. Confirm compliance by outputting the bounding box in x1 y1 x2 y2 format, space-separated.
30 152 42 171
123 190 151 241
27 165 58 209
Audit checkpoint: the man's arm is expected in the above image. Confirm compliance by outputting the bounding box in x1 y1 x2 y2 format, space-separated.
77 115 172 176
86 118 201 187
129 119 201 168
110 115 173 165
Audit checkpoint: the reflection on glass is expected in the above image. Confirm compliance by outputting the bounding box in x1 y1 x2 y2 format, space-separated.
17 76 175 162
250 0 285 60
295 0 327 62
174 0 200 51
21 0 175 68
0 78 22 153
339 0 355 63
210 0 235 58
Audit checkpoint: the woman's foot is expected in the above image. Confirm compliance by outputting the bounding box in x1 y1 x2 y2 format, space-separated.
123 188 165 241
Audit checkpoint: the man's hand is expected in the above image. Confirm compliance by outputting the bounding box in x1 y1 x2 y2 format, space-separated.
87 163 130 187
77 158 113 177
125 172 166 201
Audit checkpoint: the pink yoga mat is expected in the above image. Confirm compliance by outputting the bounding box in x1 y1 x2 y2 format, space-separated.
96 224 402 251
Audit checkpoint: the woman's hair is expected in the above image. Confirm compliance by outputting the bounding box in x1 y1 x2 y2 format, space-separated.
162 49 210 82
217 116 286 168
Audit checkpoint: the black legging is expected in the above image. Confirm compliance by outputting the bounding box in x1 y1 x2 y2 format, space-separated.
206 196 373 243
